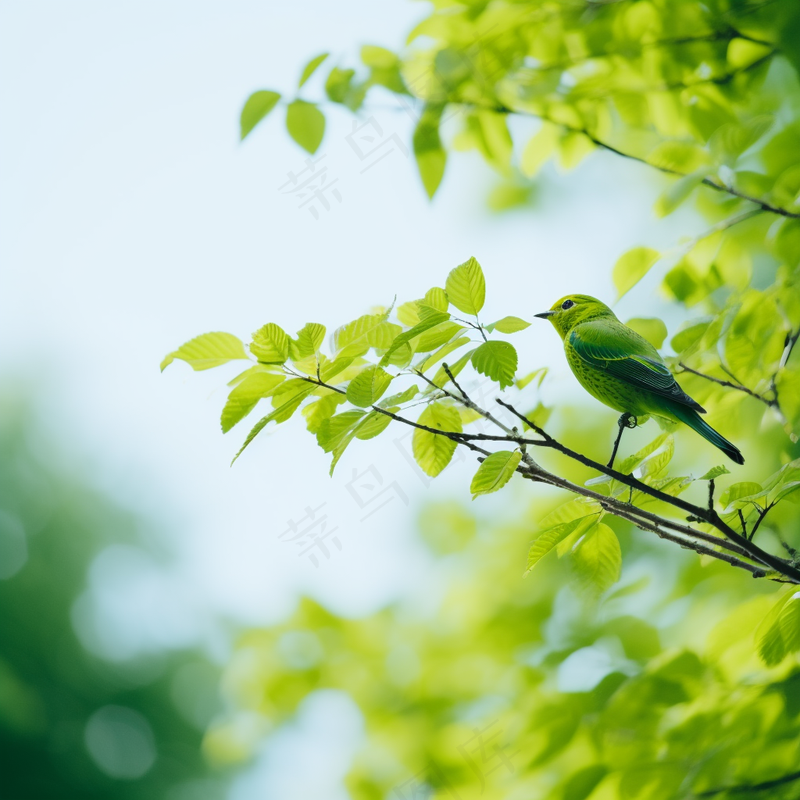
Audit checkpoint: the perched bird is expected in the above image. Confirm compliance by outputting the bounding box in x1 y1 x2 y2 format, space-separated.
535 294 744 466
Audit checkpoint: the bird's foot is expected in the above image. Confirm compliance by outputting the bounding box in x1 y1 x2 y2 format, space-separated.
607 413 637 469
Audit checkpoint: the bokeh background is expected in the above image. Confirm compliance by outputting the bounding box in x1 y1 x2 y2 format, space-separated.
1 2 774 799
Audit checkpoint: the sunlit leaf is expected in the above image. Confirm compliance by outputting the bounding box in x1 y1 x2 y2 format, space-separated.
487 316 531 334
240 91 281 140
573 522 622 595
412 402 462 477
161 332 250 372
445 256 486 316
298 52 329 88
250 323 290 364
346 365 393 407
471 341 517 389
613 247 660 299
470 450 521 498
286 100 325 154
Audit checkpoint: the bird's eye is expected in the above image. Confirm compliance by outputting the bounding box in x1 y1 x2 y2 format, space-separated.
561 299 575 310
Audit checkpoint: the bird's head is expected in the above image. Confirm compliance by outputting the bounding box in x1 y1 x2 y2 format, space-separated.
534 294 616 338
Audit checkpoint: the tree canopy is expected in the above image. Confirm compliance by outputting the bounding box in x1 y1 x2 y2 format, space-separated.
163 1 800 797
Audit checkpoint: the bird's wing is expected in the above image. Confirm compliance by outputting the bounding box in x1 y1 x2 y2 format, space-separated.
569 321 705 412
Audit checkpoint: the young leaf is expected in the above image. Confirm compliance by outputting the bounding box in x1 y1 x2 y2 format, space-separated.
413 103 446 199
412 402 462 477
613 247 660 299
471 341 518 389
325 67 356 104
699 465 730 481
756 589 794 666
445 257 486 316
573 523 622 595
161 332 250 372
317 410 365 453
379 311 450 366
221 372 285 433
240 91 281 140
289 322 326 361
286 100 325 154
354 409 394 440
423 287 449 312
302 393 347 434
415 336 471 373
298 52 329 88
250 323 290 364
487 316 531 334
526 516 598 574
426 349 476 393
346 365 393 407
720 482 766 512
470 450 521 498
231 387 314 465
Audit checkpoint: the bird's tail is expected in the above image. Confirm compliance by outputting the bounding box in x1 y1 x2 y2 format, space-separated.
671 406 744 465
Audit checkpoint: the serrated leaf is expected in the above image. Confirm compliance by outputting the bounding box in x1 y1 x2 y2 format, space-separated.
379 311 450 366
699 465 730 481
470 450 521 498
335 313 400 357
412 402 462 477
487 316 531 334
221 372 285 433
240 91 281 140
779 596 800 653
298 52 329 88
423 287 449 311
527 516 598 574
250 323 290 363
316 410 365 452
346 365 393 407
617 433 670 475
289 322 326 361
613 247 660 299
636 435 674 479
471 341 517 389
161 332 250 372
286 100 325 154
573 523 622 595
445 257 486 316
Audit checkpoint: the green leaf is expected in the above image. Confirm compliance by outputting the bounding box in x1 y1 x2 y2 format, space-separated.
416 336 470 373
445 256 486 316
360 45 398 68
671 321 710 355
756 589 794 666
426 349 476 394
317 410 365 475
240 91 281 140
286 100 325 154
516 367 548 390
526 516 598 574
354 409 394 440
413 103 446 199
302 393 347 434
573 523 622 595
625 318 667 349
379 311 450 366
471 341 517 389
221 372 285 433
250 323 290 364
720 482 766 512
470 450 521 498
379 384 419 407
346 365 393 407
161 332 250 372
617 433 671 475
613 247 660 299
325 67 356 104
231 386 314 465
423 287 449 312
699 465 730 481
487 316 531 334
317 410 365 452
412 402 462 477
654 170 705 217
289 323 326 361
298 52 329 88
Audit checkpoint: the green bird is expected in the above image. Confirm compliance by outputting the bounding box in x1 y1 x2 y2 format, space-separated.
535 294 744 466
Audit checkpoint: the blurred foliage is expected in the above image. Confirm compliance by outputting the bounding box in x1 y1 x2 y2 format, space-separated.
0 390 225 800
164 0 800 797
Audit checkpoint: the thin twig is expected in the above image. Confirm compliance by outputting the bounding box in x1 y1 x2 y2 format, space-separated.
695 768 800 797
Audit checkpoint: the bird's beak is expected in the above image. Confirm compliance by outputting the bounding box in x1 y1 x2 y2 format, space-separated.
534 310 555 319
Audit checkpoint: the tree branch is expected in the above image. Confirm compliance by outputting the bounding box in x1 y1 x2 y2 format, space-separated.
695 768 800 797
